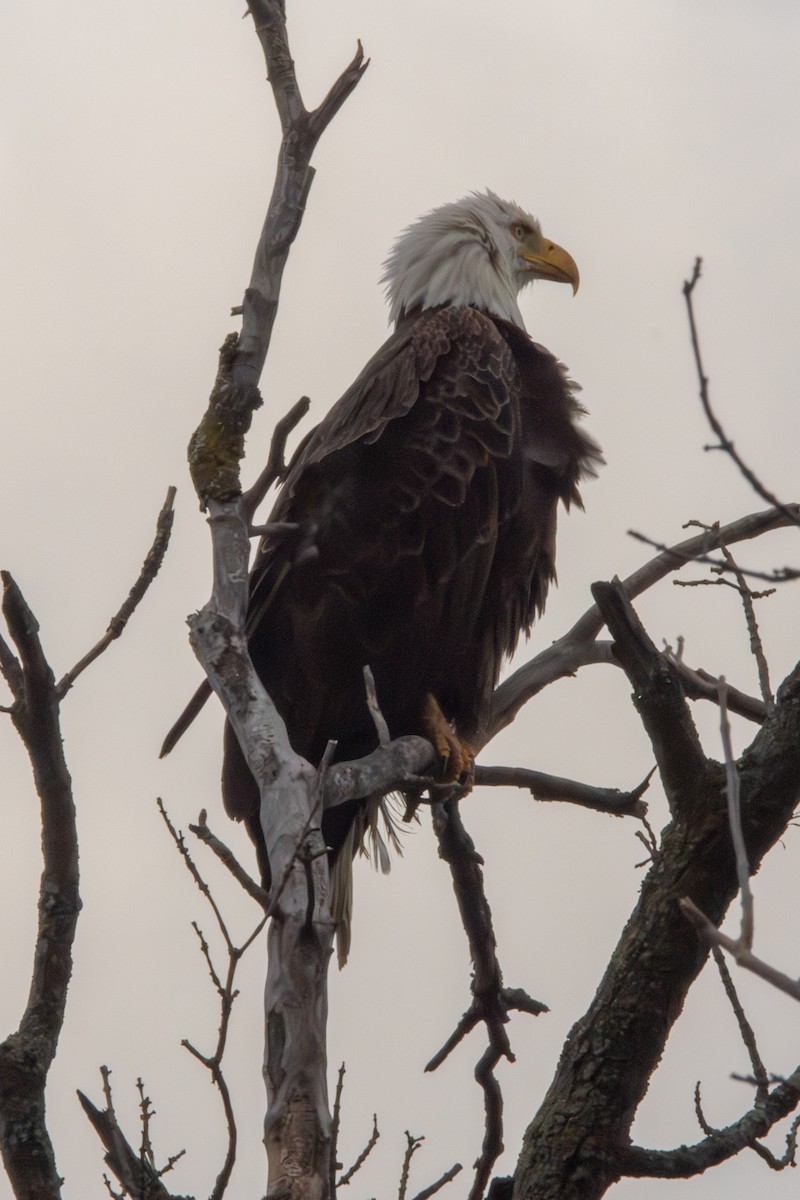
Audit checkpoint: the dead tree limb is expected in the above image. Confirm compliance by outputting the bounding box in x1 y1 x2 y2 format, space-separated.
509 581 800 1200
1 486 174 1200
0 575 79 1199
181 11 368 1194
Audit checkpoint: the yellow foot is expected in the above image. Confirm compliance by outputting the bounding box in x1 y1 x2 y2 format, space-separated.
422 693 475 784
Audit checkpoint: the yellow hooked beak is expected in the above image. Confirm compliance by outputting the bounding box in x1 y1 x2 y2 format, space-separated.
521 235 580 295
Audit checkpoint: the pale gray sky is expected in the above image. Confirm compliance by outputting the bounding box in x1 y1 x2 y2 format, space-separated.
1 2 799 1197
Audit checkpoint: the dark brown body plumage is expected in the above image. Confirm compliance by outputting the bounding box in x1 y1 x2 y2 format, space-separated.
221 305 601 880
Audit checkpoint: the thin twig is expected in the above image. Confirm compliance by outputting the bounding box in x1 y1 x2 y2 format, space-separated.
711 945 770 1104
683 259 800 529
337 1113 380 1186
717 541 775 710
57 487 176 696
330 1063 346 1192
627 528 799 584
399 1132 425 1200
189 810 270 909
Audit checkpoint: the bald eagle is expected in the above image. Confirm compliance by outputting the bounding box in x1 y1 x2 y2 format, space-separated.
165 192 601 957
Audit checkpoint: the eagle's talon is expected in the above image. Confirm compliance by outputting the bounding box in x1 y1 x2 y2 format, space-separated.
422 692 475 786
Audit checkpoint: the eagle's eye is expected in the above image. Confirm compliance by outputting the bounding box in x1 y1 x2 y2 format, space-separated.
512 224 527 241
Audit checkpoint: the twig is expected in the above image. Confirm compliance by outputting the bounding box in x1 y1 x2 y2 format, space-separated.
683 259 800 529
57 487 176 696
717 541 775 710
337 1113 380 1186
399 1132 425 1200
159 798 269 1195
679 899 800 1002
718 679 753 947
624 1066 800 1178
711 945 770 1104
77 1069 189 1200
330 1063 346 1191
662 653 767 724
627 528 799 584
409 1161 463 1200
158 799 235 953
189 810 270 909
430 795 533 1199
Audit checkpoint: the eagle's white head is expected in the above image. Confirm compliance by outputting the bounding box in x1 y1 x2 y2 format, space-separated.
382 190 579 330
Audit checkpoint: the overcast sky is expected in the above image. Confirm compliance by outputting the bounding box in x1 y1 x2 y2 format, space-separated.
2 2 800 1197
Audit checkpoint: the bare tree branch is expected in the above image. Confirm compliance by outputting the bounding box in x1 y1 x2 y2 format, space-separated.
77 1069 190 1200
627 529 800 585
711 945 770 1104
337 1113 380 1187
409 1161 464 1200
57 487 176 697
488 506 800 742
664 655 767 724
623 1067 800 1178
679 900 800 1003
428 794 547 1200
474 764 651 818
511 583 800 1199
591 580 710 819
0 575 80 1198
683 258 800 530
188 810 270 908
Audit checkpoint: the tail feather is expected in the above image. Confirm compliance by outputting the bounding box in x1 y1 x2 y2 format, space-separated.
160 679 213 758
